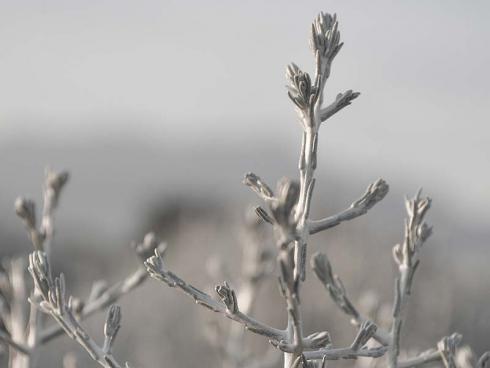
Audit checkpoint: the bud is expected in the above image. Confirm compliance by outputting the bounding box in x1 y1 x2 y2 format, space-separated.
144 249 170 284
311 252 333 286
254 206 274 225
352 179 389 210
103 305 122 353
243 172 273 199
46 169 69 194
311 12 343 66
392 243 403 265
286 63 314 111
215 282 238 314
15 197 36 229
417 223 433 243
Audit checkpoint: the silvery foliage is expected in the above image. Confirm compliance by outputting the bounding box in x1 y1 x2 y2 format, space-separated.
144 11 489 368
1 10 488 368
1 169 164 367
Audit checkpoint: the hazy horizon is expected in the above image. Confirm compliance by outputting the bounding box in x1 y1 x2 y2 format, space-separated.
1 0 489 245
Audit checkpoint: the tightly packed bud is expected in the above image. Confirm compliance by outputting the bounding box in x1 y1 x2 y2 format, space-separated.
243 172 274 199
254 206 274 225
46 170 69 194
15 197 36 229
215 282 238 314
310 252 333 286
352 179 389 210
104 305 122 338
103 304 122 354
310 12 343 64
286 63 315 111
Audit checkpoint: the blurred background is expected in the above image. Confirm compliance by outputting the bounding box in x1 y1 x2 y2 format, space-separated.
0 0 489 366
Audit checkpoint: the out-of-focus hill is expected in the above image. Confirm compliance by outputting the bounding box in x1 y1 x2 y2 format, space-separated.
1 136 489 252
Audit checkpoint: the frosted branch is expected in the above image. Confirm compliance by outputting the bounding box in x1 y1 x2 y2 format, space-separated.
144 249 287 343
389 190 432 368
40 233 164 344
309 179 389 235
28 251 131 368
311 252 390 345
319 90 360 123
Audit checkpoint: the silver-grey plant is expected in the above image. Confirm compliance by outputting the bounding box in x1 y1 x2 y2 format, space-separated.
1 9 489 368
143 11 489 368
1 169 164 367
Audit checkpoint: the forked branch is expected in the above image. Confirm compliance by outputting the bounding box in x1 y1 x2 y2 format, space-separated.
28 251 131 368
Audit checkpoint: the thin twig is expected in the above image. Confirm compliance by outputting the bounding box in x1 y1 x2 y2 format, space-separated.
39 267 148 344
145 249 287 342
389 190 432 368
28 251 129 368
311 252 390 346
308 179 388 235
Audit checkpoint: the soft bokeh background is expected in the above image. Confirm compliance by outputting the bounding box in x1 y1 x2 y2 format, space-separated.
0 1 489 367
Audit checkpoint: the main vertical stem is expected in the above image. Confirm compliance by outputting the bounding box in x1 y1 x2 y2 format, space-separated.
283 126 318 368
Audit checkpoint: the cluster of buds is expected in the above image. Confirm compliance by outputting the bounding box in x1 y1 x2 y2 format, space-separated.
144 248 179 288
392 190 433 281
286 63 316 112
244 174 300 247
28 252 82 323
310 12 343 78
29 250 127 367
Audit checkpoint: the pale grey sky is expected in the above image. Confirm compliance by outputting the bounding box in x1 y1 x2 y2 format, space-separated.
0 1 489 241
